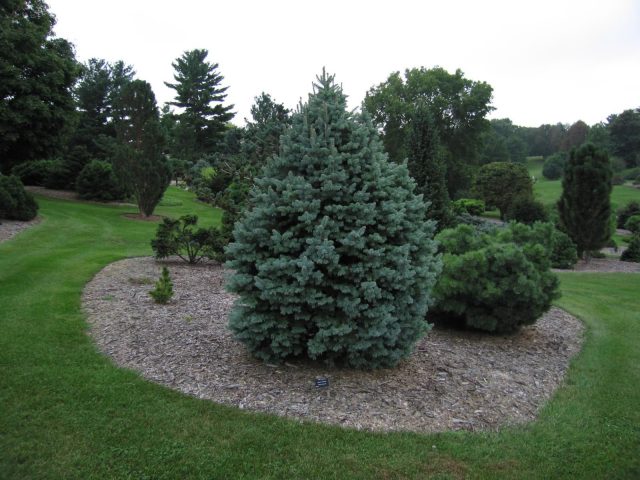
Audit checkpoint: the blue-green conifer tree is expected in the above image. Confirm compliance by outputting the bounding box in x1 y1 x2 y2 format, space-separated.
225 71 441 369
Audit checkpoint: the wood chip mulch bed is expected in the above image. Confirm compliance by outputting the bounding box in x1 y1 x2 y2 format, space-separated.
82 257 586 433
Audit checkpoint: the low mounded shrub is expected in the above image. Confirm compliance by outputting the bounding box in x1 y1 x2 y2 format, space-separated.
430 223 560 332
11 159 58 186
507 196 548 224
620 235 640 262
625 215 640 234
0 175 39 221
75 160 125 201
43 159 74 190
507 221 578 269
617 201 640 229
452 198 485 216
151 215 225 264
542 152 567 180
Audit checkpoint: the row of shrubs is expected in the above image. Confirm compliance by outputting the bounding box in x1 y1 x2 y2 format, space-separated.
150 213 576 335
0 175 38 221
11 159 125 201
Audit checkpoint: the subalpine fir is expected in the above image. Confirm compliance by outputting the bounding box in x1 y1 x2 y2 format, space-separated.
226 71 441 369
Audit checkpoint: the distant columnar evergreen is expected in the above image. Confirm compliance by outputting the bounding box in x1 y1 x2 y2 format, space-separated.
557 143 612 258
225 71 442 369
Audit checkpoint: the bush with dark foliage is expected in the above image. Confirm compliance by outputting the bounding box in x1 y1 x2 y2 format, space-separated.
151 215 225 264
75 160 125 201
507 196 548 224
542 152 567 180
617 201 640 229
0 175 38 221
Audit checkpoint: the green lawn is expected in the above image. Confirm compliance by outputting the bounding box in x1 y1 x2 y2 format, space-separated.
1 188 639 479
527 157 640 209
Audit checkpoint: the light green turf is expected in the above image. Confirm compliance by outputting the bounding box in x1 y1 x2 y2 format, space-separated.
1 187 639 478
527 157 640 208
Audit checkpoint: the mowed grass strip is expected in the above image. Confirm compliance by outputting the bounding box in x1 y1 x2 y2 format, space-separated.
527 156 640 208
1 188 639 479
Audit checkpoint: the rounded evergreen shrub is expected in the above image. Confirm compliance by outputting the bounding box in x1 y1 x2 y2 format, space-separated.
542 153 567 180
507 221 578 269
43 159 73 190
620 235 640 262
618 201 640 229
452 198 485 216
225 72 442 369
430 224 559 333
625 215 640 234
75 160 124 201
507 196 548 224
11 159 58 186
0 175 38 221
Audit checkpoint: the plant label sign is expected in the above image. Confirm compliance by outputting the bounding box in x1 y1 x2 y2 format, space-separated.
315 377 329 388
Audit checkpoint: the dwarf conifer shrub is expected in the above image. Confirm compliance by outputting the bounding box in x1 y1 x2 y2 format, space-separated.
507 196 548 224
11 159 58 186
618 201 640 229
542 152 567 180
149 267 173 304
0 175 38 221
620 235 640 262
76 160 125 201
225 71 441 369
431 224 559 332
506 221 578 269
452 198 485 216
625 215 640 235
151 215 225 264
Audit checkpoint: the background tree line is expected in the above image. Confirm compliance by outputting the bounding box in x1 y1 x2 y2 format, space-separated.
2 0 639 222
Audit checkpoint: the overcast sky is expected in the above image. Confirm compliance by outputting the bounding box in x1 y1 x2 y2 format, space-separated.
47 0 639 128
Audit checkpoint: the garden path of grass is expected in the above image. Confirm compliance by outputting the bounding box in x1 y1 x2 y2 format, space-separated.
1 187 639 479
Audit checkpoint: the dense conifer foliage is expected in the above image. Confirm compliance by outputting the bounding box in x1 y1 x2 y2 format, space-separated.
165 49 234 161
226 71 441 369
112 80 170 217
558 144 612 258
0 174 38 221
405 104 452 230
431 223 559 333
0 0 81 172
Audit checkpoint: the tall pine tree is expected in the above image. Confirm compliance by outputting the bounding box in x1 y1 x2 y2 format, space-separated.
112 80 170 217
558 143 612 258
226 71 441 369
406 104 452 230
165 49 234 161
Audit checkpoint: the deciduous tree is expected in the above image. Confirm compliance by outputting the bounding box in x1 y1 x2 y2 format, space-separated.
363 67 493 196
608 109 640 167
